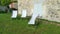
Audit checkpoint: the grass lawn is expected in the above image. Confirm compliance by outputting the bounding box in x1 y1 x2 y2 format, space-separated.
0 13 60 34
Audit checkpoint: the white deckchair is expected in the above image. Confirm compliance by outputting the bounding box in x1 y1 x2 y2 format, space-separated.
28 3 43 25
21 9 27 18
11 10 17 18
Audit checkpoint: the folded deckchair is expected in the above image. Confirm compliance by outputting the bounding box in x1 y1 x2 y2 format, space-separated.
21 9 27 18
11 10 17 18
28 3 43 25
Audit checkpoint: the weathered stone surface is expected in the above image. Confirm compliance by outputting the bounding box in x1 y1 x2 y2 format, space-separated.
43 0 60 22
18 0 33 16
18 0 60 22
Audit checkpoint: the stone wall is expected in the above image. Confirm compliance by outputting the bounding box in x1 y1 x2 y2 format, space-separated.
18 0 33 16
18 0 60 22
43 0 60 22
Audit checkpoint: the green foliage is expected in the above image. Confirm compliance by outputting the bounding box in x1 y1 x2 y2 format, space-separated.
0 0 11 6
